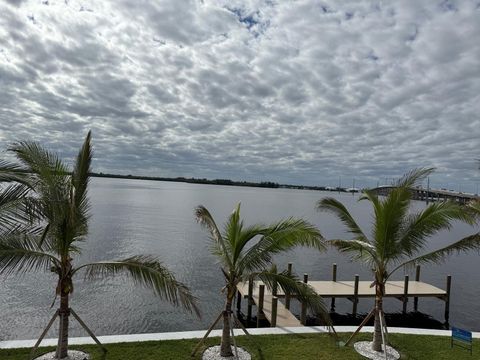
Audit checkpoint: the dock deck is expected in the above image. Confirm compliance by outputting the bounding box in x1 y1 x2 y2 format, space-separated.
236 281 302 327
308 280 446 298
236 266 451 328
237 280 446 300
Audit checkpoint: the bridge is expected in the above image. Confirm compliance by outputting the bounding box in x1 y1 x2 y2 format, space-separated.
369 186 478 204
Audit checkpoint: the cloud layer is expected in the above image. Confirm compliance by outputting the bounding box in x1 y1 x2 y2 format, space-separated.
0 0 479 190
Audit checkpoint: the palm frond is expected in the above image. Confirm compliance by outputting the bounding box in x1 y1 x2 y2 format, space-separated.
71 131 92 225
264 218 325 250
317 198 368 242
232 223 267 264
9 141 70 195
225 203 241 240
0 233 59 276
9 141 71 234
0 159 34 185
238 219 324 274
236 235 276 274
396 201 473 258
0 184 34 231
195 205 232 269
76 255 200 317
467 200 480 219
63 132 92 249
358 190 381 209
328 239 378 268
390 233 480 277
395 167 434 188
372 185 412 261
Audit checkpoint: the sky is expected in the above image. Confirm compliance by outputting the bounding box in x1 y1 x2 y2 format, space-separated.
0 0 479 190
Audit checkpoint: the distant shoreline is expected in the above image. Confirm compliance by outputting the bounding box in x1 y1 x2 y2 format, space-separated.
90 172 352 192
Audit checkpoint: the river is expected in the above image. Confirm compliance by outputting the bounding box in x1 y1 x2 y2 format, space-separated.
0 177 478 340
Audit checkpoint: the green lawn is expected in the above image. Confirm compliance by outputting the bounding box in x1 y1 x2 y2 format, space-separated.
0 333 476 359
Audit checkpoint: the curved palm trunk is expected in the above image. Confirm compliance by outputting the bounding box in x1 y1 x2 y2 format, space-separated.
56 293 69 359
56 260 73 359
372 283 385 352
220 295 234 357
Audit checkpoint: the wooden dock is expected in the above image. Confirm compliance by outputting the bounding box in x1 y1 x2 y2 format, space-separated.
236 263 452 328
309 280 446 298
236 280 302 327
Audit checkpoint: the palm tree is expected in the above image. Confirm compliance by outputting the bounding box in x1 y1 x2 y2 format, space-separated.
317 168 480 353
194 203 331 357
0 132 199 359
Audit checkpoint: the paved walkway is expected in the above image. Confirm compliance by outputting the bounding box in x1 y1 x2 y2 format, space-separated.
1 326 479 349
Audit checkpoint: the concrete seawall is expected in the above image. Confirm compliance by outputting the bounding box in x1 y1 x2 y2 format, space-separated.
1 326 479 349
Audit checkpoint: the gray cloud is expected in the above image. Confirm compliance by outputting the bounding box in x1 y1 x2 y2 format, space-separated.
0 0 479 191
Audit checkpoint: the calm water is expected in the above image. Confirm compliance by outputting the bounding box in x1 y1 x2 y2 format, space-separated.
0 178 478 340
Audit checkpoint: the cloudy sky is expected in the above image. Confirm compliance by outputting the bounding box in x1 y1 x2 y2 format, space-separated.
0 0 479 190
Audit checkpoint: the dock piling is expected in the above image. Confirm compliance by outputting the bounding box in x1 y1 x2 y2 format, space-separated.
271 297 278 327
300 273 308 325
257 284 265 328
330 263 337 312
445 275 451 324
402 275 409 314
414 265 421 311
247 277 253 321
352 274 359 316
285 263 292 310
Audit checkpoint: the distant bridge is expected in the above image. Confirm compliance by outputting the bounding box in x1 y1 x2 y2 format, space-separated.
369 186 478 204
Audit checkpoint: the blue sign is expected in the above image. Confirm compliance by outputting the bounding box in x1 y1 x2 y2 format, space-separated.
453 327 472 342
451 327 473 354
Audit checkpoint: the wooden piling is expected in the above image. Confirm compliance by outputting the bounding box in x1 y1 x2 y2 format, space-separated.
271 296 278 327
272 276 278 297
330 263 337 311
257 284 265 328
403 275 409 314
285 263 292 310
414 265 421 311
352 274 359 316
445 275 451 324
300 273 308 325
247 277 253 321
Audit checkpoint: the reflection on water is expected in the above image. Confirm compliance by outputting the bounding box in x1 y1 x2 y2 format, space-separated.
0 177 478 340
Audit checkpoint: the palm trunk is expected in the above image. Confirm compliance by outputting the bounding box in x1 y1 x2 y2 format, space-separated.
56 293 69 359
220 296 234 357
372 283 384 352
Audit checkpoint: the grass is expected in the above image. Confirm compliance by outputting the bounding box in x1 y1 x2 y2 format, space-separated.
0 333 477 359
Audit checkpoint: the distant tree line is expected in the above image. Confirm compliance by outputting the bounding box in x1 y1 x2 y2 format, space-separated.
90 172 337 190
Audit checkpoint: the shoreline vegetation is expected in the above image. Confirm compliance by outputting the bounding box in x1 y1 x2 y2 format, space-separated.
3 168 353 191
90 171 352 192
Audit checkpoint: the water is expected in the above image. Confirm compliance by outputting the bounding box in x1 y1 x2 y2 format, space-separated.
0 177 478 340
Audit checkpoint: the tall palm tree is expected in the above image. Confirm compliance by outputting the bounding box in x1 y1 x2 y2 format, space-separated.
317 168 480 353
0 132 199 359
194 204 331 357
